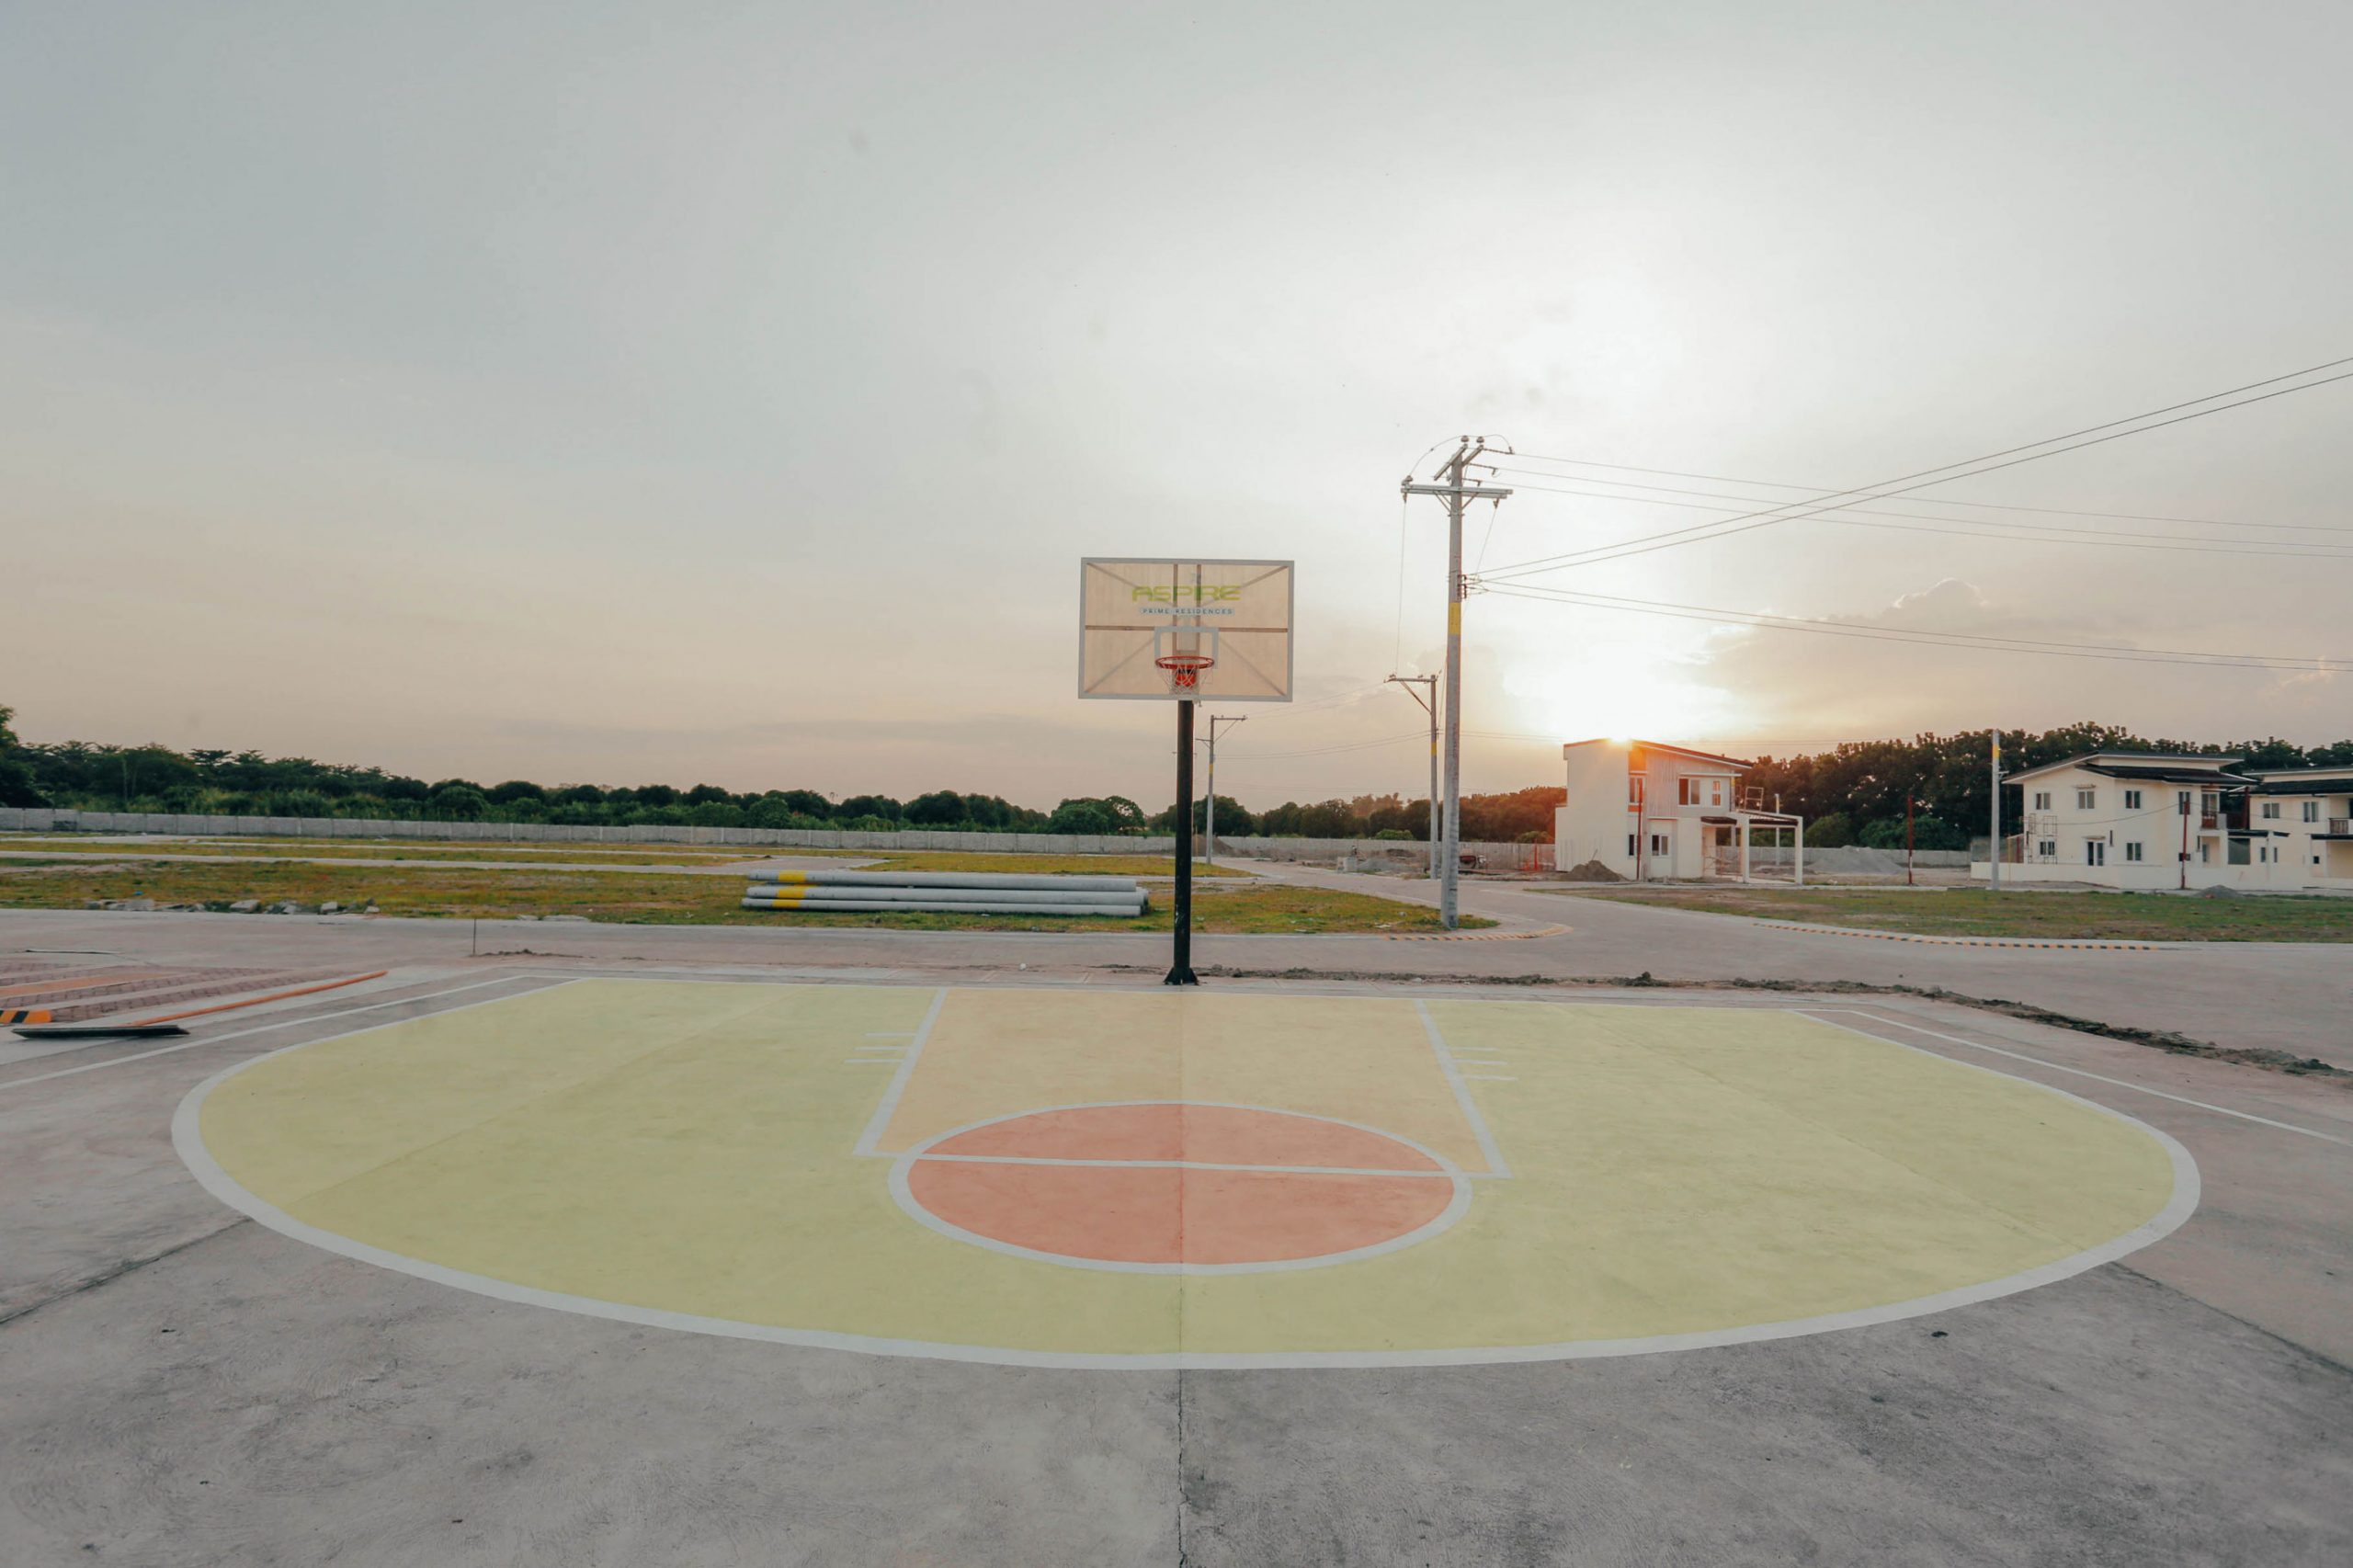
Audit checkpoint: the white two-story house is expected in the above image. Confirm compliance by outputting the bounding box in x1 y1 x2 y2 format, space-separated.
1987 753 2353 891
1553 739 1804 882
2246 767 2353 888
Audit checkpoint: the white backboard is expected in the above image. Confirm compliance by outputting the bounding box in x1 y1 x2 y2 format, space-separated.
1078 558 1295 702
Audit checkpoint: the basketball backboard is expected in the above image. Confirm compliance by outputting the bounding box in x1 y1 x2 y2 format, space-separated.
1078 558 1294 702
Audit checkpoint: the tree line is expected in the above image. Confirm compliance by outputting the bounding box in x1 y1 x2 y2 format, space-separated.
0 707 1564 840
6 707 2343 846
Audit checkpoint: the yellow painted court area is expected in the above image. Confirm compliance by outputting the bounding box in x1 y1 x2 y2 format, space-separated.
186 980 2188 1367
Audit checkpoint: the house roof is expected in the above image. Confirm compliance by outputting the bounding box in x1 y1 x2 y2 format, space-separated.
2084 763 2255 786
2248 771 2353 795
1563 738 1753 771
2005 751 2247 787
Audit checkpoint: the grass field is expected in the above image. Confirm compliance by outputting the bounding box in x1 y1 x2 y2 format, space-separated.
0 839 1254 877
1553 885 2353 942
0 859 1461 933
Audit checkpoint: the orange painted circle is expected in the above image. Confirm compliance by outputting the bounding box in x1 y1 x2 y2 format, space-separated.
901 1104 1461 1268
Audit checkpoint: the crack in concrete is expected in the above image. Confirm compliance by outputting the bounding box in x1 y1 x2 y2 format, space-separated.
0 1218 250 1331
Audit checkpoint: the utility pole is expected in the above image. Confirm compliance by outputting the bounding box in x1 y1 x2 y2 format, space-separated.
1403 437 1511 928
1988 732 2003 892
1905 797 1915 887
1386 674 1439 878
1200 715 1245 867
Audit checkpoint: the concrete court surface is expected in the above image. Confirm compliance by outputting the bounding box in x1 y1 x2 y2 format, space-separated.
2 915 2350 1565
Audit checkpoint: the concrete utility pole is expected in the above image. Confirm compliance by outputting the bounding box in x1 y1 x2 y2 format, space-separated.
1386 674 1439 878
1403 437 1511 928
1200 715 1245 867
1988 732 2004 892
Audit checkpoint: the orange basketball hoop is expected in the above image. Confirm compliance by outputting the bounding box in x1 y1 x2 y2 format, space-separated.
1154 652 1215 693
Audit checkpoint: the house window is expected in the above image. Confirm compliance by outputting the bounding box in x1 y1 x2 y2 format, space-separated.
1678 778 1699 805
2228 839 2250 866
2260 801 2279 820
2303 801 2321 823
2124 790 2143 810
2033 791 2052 811
2124 842 2143 862
2177 791 2191 814
2037 839 2055 858
2075 789 2097 811
2085 840 2106 867
2199 843 2211 864
1650 834 1669 858
1627 834 1637 858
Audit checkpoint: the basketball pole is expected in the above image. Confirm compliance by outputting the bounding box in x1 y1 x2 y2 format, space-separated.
1167 696 1199 985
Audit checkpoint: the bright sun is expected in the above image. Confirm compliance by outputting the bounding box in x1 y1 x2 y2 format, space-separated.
1498 617 1738 745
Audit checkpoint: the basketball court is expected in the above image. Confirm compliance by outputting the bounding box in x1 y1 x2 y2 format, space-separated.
176 978 2189 1368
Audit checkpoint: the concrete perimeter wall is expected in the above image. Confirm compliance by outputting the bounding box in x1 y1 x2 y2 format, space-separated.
0 808 1547 867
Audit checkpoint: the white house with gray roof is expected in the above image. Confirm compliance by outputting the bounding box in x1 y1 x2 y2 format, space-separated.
1983 753 2353 891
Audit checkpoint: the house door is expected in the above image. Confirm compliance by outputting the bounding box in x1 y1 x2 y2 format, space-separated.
2085 839 2106 868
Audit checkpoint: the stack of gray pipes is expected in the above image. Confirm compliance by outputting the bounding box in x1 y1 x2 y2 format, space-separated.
743 868 1149 916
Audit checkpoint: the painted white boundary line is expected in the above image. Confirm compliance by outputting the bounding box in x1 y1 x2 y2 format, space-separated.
851 987 948 1156
165 983 2206 1370
1 974 554 1089
1414 999 1511 1178
883 1099 1473 1277
1809 1008 2351 1148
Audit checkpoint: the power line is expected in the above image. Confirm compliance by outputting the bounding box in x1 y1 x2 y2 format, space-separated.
1489 473 2353 561
1501 452 2353 536
1482 358 2353 580
1220 730 1428 762
1485 582 2346 670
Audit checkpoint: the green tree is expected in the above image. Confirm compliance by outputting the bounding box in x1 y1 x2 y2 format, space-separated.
1046 798 1118 835
429 782 489 820
0 706 44 807
904 790 967 825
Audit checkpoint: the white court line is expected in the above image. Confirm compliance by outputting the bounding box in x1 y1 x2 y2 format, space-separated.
842 1058 901 1065
1 975 557 1090
1461 1074 1518 1082
851 988 948 1156
884 1098 1478 1276
865 1031 917 1038
166 986 2208 1369
905 1152 1458 1178
1413 999 1512 1178
1455 1059 1510 1068
1805 1008 2350 1148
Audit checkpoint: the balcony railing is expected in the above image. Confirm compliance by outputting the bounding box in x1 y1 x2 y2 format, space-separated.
2331 817 2351 836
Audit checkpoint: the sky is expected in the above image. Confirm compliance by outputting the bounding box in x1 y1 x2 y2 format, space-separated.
6 1 2349 811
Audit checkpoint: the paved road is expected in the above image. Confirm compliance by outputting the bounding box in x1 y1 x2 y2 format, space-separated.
6 862 2347 1069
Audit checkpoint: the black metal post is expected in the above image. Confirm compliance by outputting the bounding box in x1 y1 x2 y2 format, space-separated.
1166 698 1198 985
